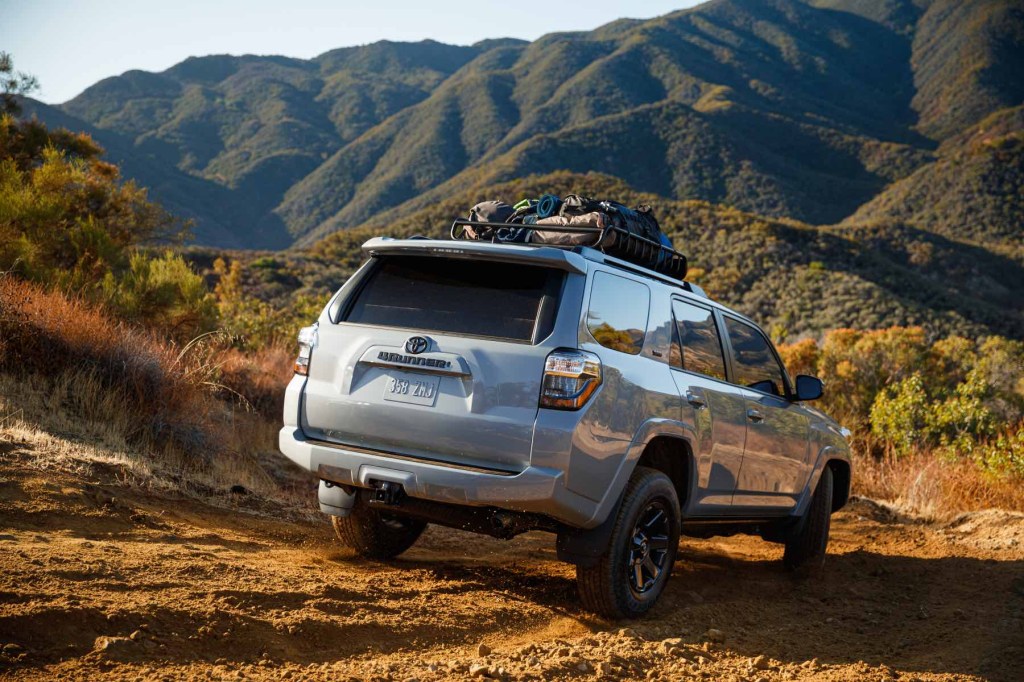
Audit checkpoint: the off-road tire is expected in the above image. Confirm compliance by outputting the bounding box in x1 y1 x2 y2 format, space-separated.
784 466 833 572
576 467 681 619
331 503 426 560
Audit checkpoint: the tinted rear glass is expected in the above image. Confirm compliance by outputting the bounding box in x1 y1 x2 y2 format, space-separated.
344 256 563 342
671 299 727 381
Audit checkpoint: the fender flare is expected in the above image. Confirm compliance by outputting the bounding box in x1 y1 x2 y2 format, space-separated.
556 418 696 565
792 444 852 518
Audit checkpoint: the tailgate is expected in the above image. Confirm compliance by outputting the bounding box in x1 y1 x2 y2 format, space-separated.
301 255 566 472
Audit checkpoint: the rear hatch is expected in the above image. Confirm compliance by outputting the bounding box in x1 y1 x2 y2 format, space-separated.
301 252 568 472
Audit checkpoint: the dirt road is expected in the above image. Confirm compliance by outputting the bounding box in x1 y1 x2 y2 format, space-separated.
1 449 1022 682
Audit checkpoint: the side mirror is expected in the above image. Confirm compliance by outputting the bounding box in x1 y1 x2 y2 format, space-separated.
794 375 823 401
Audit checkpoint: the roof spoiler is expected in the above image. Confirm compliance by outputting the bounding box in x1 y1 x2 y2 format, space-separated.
361 237 588 274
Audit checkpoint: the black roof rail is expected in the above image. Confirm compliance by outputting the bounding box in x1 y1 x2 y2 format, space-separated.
450 219 688 280
585 248 708 298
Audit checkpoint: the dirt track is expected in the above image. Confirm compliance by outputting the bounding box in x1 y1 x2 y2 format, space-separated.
1 449 1022 682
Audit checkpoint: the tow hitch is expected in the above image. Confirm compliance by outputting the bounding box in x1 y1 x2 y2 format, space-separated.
369 480 405 506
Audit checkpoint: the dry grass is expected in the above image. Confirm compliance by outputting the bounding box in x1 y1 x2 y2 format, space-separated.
852 449 1024 519
0 276 313 506
0 372 310 506
0 276 213 459
0 368 316 511
217 344 294 417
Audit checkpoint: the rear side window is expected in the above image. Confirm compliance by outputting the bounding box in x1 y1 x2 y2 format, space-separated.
586 272 650 355
723 317 787 396
344 256 563 342
671 299 727 381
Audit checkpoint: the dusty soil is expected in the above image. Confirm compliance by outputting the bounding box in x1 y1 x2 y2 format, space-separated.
1 447 1022 682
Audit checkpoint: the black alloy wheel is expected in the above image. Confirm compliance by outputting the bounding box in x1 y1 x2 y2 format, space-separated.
627 501 672 596
576 467 681 618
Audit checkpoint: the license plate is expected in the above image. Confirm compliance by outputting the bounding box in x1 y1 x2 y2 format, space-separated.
383 371 440 407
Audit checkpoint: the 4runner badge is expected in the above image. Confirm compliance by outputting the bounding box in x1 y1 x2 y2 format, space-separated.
404 336 429 354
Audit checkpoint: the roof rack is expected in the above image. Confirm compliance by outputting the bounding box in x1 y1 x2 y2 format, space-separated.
450 219 688 280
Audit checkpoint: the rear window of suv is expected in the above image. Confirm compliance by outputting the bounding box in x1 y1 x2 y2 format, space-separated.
343 256 563 342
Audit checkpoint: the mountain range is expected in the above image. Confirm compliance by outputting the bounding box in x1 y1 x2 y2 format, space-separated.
20 0 1022 251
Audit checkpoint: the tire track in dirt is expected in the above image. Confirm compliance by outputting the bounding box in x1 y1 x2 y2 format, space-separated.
0 457 1021 681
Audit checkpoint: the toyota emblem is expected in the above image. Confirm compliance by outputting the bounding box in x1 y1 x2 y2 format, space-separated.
404 336 429 354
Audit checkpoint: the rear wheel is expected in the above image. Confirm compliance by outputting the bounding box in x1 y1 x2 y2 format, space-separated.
576 467 681 618
784 466 833 572
331 501 426 560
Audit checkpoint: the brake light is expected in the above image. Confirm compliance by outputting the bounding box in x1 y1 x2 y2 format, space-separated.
294 324 318 375
540 350 602 410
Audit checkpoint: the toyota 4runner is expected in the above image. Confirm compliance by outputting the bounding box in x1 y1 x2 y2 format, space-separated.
279 235 852 618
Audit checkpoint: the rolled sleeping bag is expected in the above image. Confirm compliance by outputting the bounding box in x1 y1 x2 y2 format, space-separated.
536 194 562 219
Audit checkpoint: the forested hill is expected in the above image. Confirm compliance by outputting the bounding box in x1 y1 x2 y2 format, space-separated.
19 0 1024 252
196 170 1022 342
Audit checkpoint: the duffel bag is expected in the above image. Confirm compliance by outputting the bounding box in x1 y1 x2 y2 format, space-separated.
464 200 515 240
613 203 662 244
530 211 616 246
560 195 663 244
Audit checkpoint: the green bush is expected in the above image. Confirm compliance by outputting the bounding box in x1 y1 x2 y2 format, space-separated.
1 113 210 341
973 428 1024 479
870 374 929 455
212 257 326 349
103 251 218 339
869 369 996 456
781 327 1023 479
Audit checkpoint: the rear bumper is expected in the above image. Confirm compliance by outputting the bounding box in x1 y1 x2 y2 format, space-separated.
279 426 599 528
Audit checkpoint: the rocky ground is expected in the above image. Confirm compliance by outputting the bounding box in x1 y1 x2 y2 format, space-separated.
0 442 1022 682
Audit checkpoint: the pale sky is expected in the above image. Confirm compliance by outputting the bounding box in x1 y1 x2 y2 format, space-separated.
2 0 702 104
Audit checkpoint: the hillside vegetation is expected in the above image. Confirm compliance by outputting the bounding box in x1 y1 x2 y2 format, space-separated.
19 0 1024 252
1 90 295 496
194 170 1021 342
845 104 1024 261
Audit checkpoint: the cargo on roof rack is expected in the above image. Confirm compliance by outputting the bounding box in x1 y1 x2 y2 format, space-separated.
449 219 688 280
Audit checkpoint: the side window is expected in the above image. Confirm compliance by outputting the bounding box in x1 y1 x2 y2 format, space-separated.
671 300 727 381
723 317 787 396
586 272 650 355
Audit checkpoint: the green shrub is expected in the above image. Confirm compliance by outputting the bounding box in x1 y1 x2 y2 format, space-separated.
1 113 209 341
870 374 930 455
212 257 326 349
103 251 218 340
973 428 1024 479
929 369 997 452
781 327 1023 479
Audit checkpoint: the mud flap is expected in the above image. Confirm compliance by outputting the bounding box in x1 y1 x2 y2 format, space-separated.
555 499 623 567
319 480 356 517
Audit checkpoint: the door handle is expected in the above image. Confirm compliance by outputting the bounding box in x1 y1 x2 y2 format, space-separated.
685 391 706 409
747 408 765 422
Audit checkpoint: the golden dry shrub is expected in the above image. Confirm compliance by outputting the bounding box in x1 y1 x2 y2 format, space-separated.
0 276 211 461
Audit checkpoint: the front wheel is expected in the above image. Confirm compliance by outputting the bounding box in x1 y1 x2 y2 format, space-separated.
576 467 681 619
784 466 833 572
331 501 426 560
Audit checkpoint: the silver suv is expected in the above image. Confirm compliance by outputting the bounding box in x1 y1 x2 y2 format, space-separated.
279 236 851 618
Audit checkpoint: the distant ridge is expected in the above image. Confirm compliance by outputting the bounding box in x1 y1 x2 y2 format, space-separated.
18 0 1023 255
